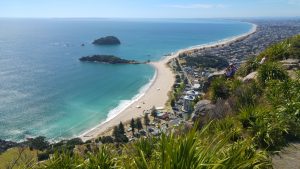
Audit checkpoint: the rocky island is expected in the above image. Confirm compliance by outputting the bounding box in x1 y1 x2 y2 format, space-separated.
92 36 121 45
79 55 140 64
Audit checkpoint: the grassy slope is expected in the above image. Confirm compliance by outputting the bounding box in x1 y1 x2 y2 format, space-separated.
0 147 37 169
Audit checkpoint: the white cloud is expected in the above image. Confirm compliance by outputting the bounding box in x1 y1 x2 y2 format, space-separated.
165 3 226 9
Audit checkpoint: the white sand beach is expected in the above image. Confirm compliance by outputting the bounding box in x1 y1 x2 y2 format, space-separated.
80 23 257 141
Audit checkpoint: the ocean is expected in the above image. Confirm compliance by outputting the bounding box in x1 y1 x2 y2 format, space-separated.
0 18 252 141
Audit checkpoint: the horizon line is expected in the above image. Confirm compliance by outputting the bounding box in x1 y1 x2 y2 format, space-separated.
0 16 300 19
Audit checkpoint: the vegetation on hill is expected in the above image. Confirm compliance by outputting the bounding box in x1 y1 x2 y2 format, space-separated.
79 55 140 64
179 53 229 69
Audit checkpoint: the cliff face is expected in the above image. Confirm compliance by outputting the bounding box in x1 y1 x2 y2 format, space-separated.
92 36 121 45
79 55 140 64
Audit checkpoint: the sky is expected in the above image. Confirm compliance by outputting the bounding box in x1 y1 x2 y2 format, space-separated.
0 0 300 18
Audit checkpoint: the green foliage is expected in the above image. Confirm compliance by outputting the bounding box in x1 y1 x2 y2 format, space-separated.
184 54 229 69
99 136 114 144
151 107 157 118
39 146 117 169
229 80 262 110
118 122 125 135
85 146 117 169
257 62 288 87
136 118 143 131
247 106 289 150
259 41 291 61
209 77 230 102
28 136 49 151
289 35 300 58
40 151 83 168
236 56 260 77
130 118 136 135
144 114 150 127
112 125 129 143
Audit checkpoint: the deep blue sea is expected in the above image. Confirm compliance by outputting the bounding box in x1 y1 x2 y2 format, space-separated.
0 18 252 141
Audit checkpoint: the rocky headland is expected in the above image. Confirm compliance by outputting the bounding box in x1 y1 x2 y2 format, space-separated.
79 55 141 64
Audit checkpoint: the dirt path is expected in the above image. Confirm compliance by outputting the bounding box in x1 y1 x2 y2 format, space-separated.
272 143 300 169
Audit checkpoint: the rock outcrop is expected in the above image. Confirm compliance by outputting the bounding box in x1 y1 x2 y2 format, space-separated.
192 100 215 122
0 139 18 153
92 36 121 45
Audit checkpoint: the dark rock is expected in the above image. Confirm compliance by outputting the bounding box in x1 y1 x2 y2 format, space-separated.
192 100 215 122
0 139 18 153
79 55 140 64
92 36 121 45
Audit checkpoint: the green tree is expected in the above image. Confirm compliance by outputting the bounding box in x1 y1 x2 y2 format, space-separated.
136 118 143 131
118 122 125 135
28 136 49 151
112 126 119 139
150 106 157 118
130 118 135 135
144 114 150 129
170 98 175 107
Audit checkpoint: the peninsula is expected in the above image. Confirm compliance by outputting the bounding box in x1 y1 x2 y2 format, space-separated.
79 55 140 64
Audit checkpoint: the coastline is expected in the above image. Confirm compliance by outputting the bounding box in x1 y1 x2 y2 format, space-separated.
80 23 257 141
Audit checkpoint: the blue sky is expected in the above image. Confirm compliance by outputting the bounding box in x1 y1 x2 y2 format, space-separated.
0 0 300 18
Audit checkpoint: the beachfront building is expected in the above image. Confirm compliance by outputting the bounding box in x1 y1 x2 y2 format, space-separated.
182 95 195 112
192 83 201 90
186 90 199 96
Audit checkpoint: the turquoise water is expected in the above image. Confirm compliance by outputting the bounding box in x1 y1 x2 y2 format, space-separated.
0 18 252 141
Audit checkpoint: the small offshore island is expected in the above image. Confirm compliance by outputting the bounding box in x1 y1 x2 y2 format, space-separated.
92 36 121 45
79 55 141 64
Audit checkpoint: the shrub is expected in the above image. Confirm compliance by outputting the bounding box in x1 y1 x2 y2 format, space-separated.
257 62 288 87
100 136 114 144
258 41 291 61
209 77 230 102
242 106 289 150
229 81 262 110
236 56 260 77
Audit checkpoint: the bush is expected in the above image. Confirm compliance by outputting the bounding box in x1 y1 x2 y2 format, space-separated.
37 152 50 161
99 136 114 144
229 81 262 110
209 77 230 102
28 136 49 151
236 56 260 77
258 41 291 61
257 62 288 87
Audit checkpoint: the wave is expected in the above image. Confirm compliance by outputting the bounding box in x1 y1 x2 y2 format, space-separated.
106 71 157 122
79 69 157 138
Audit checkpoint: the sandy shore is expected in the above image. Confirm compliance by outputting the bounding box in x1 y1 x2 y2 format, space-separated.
80 23 257 141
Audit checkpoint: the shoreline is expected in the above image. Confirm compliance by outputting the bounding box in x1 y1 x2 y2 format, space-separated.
80 23 257 141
